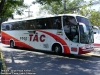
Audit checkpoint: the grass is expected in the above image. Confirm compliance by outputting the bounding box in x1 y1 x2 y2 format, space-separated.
0 50 7 75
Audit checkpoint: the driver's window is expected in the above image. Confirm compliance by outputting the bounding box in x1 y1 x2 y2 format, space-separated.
63 16 78 42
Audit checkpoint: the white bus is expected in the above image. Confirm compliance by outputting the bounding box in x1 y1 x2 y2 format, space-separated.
93 26 100 47
1 14 94 55
93 26 100 34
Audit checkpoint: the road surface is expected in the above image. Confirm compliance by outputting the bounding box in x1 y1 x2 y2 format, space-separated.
0 43 100 75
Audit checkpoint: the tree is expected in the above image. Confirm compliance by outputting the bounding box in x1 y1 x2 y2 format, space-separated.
89 10 100 27
35 0 86 15
35 0 100 28
35 0 61 5
39 1 63 15
0 0 27 31
0 0 5 13
77 0 100 27
79 7 100 26
0 0 27 19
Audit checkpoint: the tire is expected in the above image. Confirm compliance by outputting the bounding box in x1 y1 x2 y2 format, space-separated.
10 41 14 48
53 44 62 54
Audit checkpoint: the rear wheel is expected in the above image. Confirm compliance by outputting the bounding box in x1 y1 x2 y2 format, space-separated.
10 41 14 48
53 44 62 54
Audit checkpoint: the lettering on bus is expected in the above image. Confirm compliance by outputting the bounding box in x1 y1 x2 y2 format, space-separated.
29 34 46 42
20 37 27 41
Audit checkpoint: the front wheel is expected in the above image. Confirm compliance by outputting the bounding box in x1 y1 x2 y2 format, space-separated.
10 41 14 48
53 44 62 54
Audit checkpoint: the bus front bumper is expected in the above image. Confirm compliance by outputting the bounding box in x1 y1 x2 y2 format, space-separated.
78 48 94 54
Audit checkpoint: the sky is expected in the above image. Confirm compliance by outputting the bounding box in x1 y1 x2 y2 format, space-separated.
14 0 100 19
14 0 40 19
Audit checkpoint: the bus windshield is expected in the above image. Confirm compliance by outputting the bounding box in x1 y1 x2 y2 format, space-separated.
76 16 94 44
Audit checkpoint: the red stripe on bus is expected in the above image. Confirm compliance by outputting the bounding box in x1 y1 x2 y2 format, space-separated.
39 30 70 54
63 46 70 54
1 31 34 49
94 43 100 47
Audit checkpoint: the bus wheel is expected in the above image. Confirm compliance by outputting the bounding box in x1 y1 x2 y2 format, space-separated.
10 41 14 48
53 44 62 54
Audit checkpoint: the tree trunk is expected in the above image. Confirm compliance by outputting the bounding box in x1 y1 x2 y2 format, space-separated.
0 0 6 13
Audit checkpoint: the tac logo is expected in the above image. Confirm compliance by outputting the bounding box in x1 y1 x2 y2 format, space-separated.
29 34 46 42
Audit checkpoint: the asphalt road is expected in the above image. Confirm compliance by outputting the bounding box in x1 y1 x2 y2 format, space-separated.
1 43 100 75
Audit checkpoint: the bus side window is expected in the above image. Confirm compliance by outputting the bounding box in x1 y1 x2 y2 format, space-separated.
43 18 52 29
52 17 62 29
22 21 26 30
11 25 15 30
46 18 52 29
50 17 62 29
18 21 24 30
36 19 45 29
26 21 30 30
1 24 6 30
6 25 10 30
26 20 34 30
33 20 37 29
30 19 37 29
11 22 17 30
15 23 20 30
36 20 42 29
56 19 61 29
29 20 33 29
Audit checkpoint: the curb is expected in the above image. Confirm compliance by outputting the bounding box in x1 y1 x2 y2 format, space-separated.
90 54 100 58
0 48 8 75
84 53 100 58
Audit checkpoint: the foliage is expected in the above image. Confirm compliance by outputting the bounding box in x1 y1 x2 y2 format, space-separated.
35 0 100 27
37 0 85 14
78 1 100 27
0 0 28 31
39 1 63 15
35 0 61 5
0 0 27 20
0 0 5 13
89 10 100 27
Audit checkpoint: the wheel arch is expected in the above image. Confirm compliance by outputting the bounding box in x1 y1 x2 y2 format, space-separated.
51 42 64 53
9 39 15 46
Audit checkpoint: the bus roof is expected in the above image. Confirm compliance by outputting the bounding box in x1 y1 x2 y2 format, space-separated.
2 14 87 24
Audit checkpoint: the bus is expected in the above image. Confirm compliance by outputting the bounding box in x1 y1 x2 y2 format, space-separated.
93 26 100 47
93 26 100 34
1 14 94 55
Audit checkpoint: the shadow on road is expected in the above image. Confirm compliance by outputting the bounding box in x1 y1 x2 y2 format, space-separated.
1 45 100 75
3 46 92 60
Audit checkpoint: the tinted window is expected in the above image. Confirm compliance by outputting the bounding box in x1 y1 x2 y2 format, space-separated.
12 22 19 30
25 20 38 30
17 21 26 30
63 16 77 26
2 16 62 30
35 16 61 29
36 19 45 29
2 23 12 30
51 17 62 29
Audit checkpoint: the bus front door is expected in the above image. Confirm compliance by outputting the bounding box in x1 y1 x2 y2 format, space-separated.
69 41 79 54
